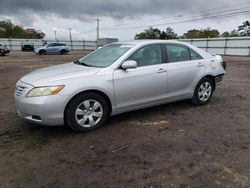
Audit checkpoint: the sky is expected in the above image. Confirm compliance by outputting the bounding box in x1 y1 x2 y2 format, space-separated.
0 0 249 40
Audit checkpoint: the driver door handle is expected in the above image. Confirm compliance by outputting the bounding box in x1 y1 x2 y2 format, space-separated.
157 68 167 73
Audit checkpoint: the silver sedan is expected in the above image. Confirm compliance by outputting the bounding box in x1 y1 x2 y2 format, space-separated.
15 40 226 132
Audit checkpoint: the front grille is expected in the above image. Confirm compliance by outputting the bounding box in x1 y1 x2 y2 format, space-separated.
15 85 28 96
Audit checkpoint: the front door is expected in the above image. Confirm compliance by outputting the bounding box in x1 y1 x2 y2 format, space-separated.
113 44 168 111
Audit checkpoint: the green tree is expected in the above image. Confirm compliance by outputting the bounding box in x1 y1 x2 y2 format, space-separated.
135 27 161 39
135 27 178 39
230 29 238 37
201 28 220 38
183 28 220 39
0 20 45 39
183 29 201 38
222 31 230 37
165 27 178 39
240 21 250 28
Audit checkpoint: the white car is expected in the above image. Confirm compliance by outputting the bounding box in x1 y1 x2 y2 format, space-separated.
15 40 226 132
34 42 70 55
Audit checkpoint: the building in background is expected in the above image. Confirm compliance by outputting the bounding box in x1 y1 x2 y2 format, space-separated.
26 28 45 39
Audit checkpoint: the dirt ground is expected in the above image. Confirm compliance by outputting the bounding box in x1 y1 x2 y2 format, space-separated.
0 51 249 188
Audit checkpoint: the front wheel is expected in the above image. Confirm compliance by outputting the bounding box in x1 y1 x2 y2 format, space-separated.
39 50 46 55
192 77 214 105
0 50 5 56
65 92 109 132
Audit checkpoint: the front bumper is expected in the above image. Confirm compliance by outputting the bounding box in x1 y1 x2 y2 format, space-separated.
215 74 225 85
15 81 68 126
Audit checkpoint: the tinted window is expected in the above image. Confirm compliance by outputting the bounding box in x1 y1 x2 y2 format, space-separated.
165 44 191 63
190 48 203 60
55 43 65 46
128 44 163 67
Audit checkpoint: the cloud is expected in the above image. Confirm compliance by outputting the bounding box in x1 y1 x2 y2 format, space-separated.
0 0 249 40
0 0 247 22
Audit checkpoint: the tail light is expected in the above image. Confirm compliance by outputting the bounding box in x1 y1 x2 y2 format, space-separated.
221 61 226 70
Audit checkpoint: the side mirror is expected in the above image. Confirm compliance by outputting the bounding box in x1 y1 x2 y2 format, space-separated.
121 60 137 70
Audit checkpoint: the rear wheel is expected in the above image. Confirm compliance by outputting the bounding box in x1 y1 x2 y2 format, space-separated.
65 92 109 132
60 49 67 55
192 77 214 105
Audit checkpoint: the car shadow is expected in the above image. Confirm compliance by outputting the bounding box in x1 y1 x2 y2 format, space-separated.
21 99 196 135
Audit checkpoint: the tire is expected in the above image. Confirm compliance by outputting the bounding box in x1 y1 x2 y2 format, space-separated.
60 50 67 55
0 50 5 56
192 77 214 105
65 92 109 132
39 50 46 55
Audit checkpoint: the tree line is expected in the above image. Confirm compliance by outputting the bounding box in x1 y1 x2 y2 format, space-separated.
0 20 45 39
135 21 250 39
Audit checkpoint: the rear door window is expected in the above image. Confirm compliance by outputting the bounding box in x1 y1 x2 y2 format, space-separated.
164 44 191 63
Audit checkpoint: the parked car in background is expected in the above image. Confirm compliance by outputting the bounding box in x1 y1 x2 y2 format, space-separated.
21 41 34 51
15 40 226 132
34 42 70 55
0 43 10 56
238 26 250 36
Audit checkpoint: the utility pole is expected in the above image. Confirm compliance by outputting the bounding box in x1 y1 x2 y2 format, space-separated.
95 18 101 41
54 31 57 41
69 28 73 50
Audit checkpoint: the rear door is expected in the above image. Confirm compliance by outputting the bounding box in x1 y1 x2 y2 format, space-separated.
46 43 55 54
164 43 206 99
113 44 168 111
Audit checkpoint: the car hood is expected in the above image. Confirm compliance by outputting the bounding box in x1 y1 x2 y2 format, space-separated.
35 46 44 51
20 62 101 86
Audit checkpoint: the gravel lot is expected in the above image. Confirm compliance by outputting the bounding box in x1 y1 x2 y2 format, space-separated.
0 52 250 188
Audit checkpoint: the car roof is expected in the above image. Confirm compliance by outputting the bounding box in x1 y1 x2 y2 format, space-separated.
49 42 66 44
109 39 213 64
114 40 188 46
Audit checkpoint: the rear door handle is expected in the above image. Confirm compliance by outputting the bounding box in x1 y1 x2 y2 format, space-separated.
157 68 167 73
197 63 204 67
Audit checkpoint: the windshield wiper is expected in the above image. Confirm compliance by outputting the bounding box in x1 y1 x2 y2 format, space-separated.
73 59 100 67
73 60 80 64
73 59 89 66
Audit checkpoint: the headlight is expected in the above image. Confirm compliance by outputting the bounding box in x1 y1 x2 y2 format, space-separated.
27 85 64 98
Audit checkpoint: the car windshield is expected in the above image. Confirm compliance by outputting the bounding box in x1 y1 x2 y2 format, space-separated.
77 44 133 68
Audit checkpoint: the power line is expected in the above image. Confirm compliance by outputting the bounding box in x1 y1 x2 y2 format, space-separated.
116 1 250 27
80 3 250 34
113 9 250 30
